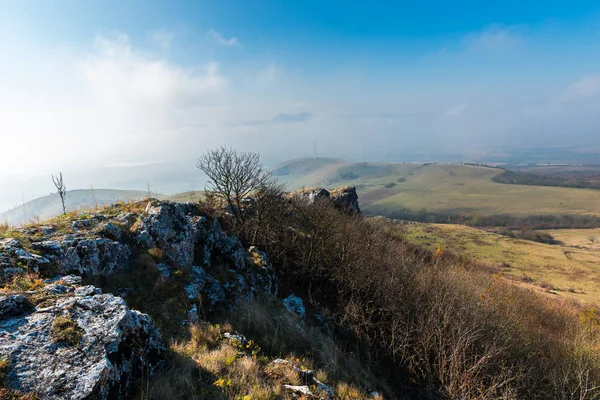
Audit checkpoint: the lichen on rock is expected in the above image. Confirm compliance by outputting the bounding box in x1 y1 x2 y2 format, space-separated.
0 284 164 399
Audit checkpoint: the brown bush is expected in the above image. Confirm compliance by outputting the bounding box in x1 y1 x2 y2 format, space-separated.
232 194 600 399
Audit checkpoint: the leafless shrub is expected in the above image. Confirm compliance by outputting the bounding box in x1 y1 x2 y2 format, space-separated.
52 172 67 215
233 193 600 398
196 147 276 224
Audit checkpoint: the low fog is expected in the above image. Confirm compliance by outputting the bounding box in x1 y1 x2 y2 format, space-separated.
2 18 600 212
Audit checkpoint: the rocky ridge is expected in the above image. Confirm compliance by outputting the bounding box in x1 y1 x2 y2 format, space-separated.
0 199 281 399
293 186 361 215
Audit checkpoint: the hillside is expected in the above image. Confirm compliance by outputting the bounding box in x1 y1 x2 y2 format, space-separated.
0 189 155 226
273 159 600 220
394 222 600 306
2 191 600 399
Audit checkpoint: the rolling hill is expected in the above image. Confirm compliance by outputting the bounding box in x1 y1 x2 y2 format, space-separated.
273 158 600 218
0 189 154 226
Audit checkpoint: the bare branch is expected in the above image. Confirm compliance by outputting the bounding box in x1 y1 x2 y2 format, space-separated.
52 172 67 215
196 147 276 223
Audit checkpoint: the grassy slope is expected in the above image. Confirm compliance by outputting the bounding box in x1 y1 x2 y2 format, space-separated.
273 157 352 188
274 159 600 217
0 189 155 226
398 222 600 305
168 190 204 203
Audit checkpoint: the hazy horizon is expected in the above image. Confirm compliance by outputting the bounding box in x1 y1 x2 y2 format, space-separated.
2 1 600 211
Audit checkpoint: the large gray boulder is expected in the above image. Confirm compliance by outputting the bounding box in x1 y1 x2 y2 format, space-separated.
134 200 195 268
0 286 164 399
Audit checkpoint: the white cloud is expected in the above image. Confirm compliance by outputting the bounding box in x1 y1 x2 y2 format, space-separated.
80 34 226 108
443 104 467 117
208 29 240 46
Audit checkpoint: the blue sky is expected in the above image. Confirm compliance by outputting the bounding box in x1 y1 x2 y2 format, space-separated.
1 1 600 210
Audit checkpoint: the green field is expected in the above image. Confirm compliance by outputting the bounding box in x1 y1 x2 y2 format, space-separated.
391 222 600 306
274 159 600 218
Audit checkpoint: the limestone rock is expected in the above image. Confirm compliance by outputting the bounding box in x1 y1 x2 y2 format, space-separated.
330 186 361 215
100 222 122 241
0 294 32 320
185 266 226 310
135 200 195 267
0 238 50 274
0 288 164 399
60 238 131 276
299 188 331 204
156 263 171 279
275 359 335 399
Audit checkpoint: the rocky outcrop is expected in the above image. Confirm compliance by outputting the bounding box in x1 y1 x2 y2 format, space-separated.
134 200 196 267
191 216 248 270
293 186 361 215
330 186 361 215
0 238 50 275
298 188 331 203
0 198 322 398
59 237 131 276
185 266 226 311
0 279 164 400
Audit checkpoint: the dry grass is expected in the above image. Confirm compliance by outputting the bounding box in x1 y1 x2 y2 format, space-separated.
142 304 381 400
0 222 9 236
1 273 44 292
230 195 600 399
396 222 600 306
50 316 83 347
0 359 8 387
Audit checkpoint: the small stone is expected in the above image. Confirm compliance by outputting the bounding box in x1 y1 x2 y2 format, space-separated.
223 332 247 345
283 294 306 319
284 385 314 396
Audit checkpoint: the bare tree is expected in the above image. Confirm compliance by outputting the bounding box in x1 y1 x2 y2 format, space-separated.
588 235 598 244
196 147 274 222
52 172 67 215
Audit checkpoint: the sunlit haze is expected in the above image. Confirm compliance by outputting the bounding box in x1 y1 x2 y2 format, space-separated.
2 0 600 211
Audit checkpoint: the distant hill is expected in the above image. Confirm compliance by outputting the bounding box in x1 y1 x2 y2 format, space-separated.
0 189 155 226
272 157 408 189
168 191 204 203
271 158 600 221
